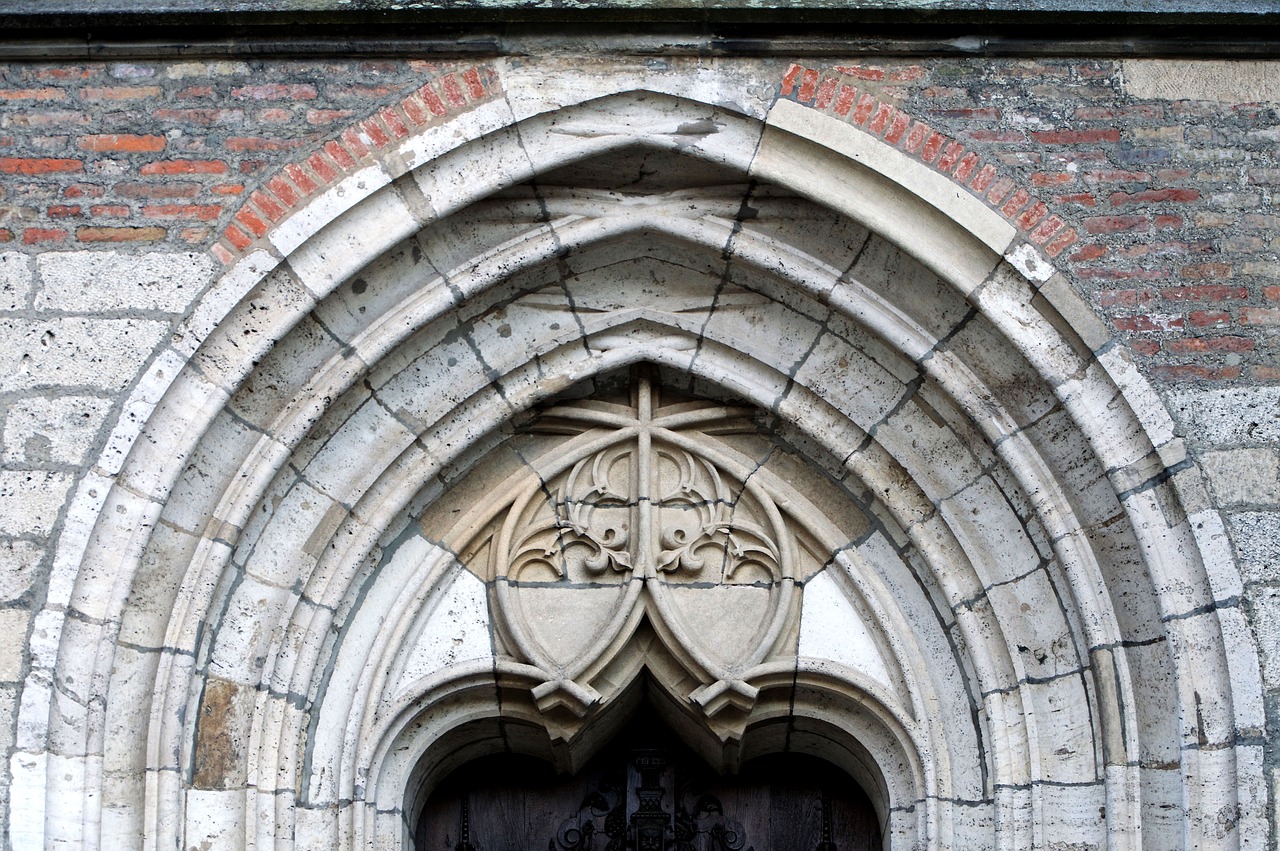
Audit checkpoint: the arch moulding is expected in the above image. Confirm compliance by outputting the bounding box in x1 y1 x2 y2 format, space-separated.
12 62 1265 851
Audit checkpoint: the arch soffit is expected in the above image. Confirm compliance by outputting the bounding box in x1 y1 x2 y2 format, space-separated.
17 80 1262 851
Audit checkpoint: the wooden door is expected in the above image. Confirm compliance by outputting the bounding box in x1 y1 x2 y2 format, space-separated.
416 724 882 850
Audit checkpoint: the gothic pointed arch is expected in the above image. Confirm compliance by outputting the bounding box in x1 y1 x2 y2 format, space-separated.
11 76 1261 851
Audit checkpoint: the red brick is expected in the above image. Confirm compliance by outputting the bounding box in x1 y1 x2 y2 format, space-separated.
1248 365 1280 380
140 159 229 175
1096 288 1155 307
266 175 299 208
284 162 318 195
82 85 161 101
440 74 465 107
780 64 803 96
867 103 895 135
462 67 485 100
965 130 1027 143
417 84 447 117
1030 213 1065 244
64 186 107 200
1109 188 1200 206
888 65 925 81
986 176 1016 205
379 106 409 140
176 85 214 99
360 117 391 149
23 227 68 244
250 189 286 222
1164 336 1254 354
90 204 130 217
1161 285 1247 302
0 229 11 243
80 133 166 153
968 163 998 193
1130 339 1162 356
255 107 292 124
1083 215 1148 235
1263 286 1280 302
833 85 857 117
212 242 235 264
1154 215 1183 230
4 109 90 129
1000 188 1032 218
226 137 307 152
224 222 253 250
1031 172 1074 186
323 140 357 170
0 157 82 174
1077 266 1166 281
952 152 979 182
76 226 165 242
1070 244 1107 262
231 83 317 101
115 182 200 199
1043 228 1079 258
142 204 222 221
851 94 876 126
340 128 370 159
883 111 910 144
938 141 964 172
1150 364 1242 382
814 77 838 109
930 107 1001 120
1241 307 1280 326
834 65 885 81
1084 170 1150 184
1113 313 1184 332
210 184 245 196
1179 262 1232 280
1189 310 1230 328
1031 128 1121 144
308 151 340 183
0 87 65 101
235 207 269 237
401 94 431 126
1017 201 1048 231
47 204 82 218
151 108 243 126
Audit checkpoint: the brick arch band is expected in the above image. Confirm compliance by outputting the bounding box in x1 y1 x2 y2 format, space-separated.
11 67 1262 851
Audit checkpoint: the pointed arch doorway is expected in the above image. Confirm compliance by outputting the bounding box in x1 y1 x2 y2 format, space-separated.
416 713 882 851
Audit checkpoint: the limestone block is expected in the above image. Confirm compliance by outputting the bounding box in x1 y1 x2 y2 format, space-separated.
183 789 245 851
1122 59 1280 104
0 540 43 604
0 609 30 681
0 317 169 393
206 573 293 687
1248 585 1280 689
1201 448 1280 507
1165 385 1280 448
1229 511 1280 586
393 567 492 696
0 470 73 537
34 250 214 314
0 252 32 311
797 569 894 691
1 395 113 466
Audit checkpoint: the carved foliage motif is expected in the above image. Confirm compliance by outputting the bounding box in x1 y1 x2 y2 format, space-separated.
483 372 803 716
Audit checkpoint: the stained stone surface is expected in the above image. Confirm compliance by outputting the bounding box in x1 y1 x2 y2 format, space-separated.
0 51 1272 851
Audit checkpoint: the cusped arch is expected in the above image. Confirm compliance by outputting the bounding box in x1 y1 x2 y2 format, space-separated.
13 77 1263 851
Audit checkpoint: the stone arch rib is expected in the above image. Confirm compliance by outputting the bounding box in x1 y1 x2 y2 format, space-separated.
12 76 1262 851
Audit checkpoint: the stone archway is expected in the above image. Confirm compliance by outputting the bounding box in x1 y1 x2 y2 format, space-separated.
12 77 1262 851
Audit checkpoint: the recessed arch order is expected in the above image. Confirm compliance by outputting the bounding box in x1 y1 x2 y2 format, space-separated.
14 77 1263 851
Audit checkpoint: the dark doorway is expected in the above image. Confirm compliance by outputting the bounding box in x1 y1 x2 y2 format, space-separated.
415 720 882 850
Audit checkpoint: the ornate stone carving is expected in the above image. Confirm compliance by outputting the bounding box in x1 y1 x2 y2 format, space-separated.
474 369 803 717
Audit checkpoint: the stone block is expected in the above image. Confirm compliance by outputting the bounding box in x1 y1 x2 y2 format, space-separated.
0 252 32 311
0 317 169 393
0 470 73 537
1 395 112 466
1165 385 1280 448
1229 511 1280 586
0 540 43 604
1201 448 1280 508
34 250 214 314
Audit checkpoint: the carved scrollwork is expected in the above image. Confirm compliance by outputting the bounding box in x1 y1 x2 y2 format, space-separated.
485 370 803 717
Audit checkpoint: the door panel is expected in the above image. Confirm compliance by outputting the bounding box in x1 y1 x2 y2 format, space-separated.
416 724 881 850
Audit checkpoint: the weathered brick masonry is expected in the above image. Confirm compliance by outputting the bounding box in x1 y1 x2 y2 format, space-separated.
1 46 1278 851
3 58 1275 383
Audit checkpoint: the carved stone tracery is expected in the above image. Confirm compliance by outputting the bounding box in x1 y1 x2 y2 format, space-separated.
470 370 805 718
